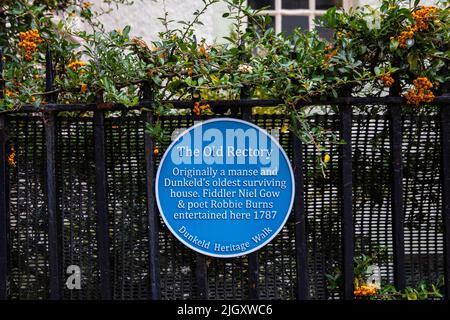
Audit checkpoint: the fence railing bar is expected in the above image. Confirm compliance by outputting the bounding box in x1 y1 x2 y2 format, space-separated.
190 82 209 300
195 254 208 299
440 82 450 299
45 46 55 103
339 103 354 300
44 47 62 300
240 85 260 300
0 46 8 300
292 125 309 299
4 96 450 114
389 78 406 290
93 110 112 300
0 114 7 300
142 82 161 300
389 105 406 290
43 111 62 300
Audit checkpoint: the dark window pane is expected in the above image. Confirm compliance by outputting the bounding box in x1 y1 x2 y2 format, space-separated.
248 0 275 10
316 26 334 40
282 16 309 35
316 0 343 10
266 15 276 30
282 0 308 9
315 15 333 40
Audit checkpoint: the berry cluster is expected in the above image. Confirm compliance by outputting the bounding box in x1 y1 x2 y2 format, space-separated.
67 60 87 71
80 83 88 93
379 73 395 87
398 6 438 49
18 29 43 61
412 6 438 32
398 25 415 49
193 102 211 116
5 89 16 98
353 284 377 297
237 64 253 74
324 48 338 62
7 146 17 168
82 1 93 9
404 77 435 105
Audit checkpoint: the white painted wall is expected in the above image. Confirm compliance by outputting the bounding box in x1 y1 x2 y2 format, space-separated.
86 0 443 44
89 0 233 44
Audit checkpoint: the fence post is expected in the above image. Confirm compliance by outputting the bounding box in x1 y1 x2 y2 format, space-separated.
0 114 7 300
0 46 8 300
440 83 450 299
93 110 112 300
339 103 354 300
238 40 259 300
389 82 406 291
44 47 62 300
43 110 62 299
142 82 161 300
190 87 209 300
240 88 259 300
292 123 309 299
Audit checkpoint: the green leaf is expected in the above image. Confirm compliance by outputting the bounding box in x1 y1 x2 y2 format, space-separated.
122 25 131 38
389 39 399 52
407 53 419 70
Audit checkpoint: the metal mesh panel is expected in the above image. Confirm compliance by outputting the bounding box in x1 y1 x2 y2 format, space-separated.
157 115 198 299
105 116 150 299
353 114 393 284
303 114 341 299
8 116 48 299
3 112 445 299
402 114 443 286
57 117 99 299
254 115 296 300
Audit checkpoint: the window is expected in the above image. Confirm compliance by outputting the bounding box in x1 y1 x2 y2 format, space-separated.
248 0 353 38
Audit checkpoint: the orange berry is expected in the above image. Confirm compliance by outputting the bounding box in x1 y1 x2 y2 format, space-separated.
80 83 88 93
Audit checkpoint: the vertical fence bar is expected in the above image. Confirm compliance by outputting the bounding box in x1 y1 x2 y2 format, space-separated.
0 46 8 300
142 83 161 300
239 40 258 299
196 254 208 299
0 114 7 300
440 83 450 299
339 103 354 300
191 87 209 300
44 47 62 300
292 126 308 299
389 97 406 290
44 111 62 299
93 110 112 300
241 89 259 300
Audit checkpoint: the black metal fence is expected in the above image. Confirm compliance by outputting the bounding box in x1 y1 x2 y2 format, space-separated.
0 50 450 300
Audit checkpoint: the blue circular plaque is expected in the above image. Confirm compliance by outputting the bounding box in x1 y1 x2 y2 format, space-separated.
156 118 295 257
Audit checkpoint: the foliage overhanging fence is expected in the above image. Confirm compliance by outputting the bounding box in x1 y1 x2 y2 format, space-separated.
0 49 450 301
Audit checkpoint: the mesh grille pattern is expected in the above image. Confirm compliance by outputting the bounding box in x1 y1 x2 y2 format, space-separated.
57 117 99 299
8 116 48 299
402 115 443 286
353 114 393 285
3 112 445 299
105 116 150 300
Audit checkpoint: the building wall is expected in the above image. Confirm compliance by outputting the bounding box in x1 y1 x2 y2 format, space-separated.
358 0 438 7
87 0 442 44
88 0 233 44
